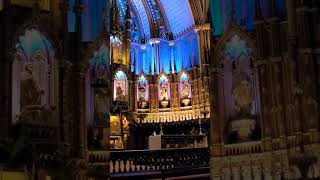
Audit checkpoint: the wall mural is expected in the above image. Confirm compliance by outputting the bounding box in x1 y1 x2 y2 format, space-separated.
13 28 55 123
137 75 148 108
158 74 170 108
179 72 191 106
114 70 127 101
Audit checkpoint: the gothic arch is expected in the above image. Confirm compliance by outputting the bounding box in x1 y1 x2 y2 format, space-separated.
212 23 257 67
211 23 261 143
11 21 58 124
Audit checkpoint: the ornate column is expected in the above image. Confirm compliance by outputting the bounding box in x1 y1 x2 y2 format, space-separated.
196 24 211 73
209 66 223 156
286 0 301 135
296 1 319 133
254 0 272 148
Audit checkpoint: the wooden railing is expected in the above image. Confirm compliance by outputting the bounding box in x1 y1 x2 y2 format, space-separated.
109 148 209 174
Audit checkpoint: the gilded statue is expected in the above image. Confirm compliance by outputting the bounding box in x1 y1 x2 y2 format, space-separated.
232 74 253 116
182 83 189 99
160 85 167 101
139 86 146 102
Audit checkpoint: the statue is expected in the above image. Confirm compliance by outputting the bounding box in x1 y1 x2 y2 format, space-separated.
20 63 44 111
160 85 167 101
94 88 109 123
139 85 146 102
232 74 253 117
182 83 189 99
116 82 124 100
20 62 49 122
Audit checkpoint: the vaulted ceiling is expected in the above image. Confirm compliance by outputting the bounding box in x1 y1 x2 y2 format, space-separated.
116 0 195 40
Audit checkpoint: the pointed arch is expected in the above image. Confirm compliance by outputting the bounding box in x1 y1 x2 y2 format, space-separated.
212 23 256 67
11 20 58 124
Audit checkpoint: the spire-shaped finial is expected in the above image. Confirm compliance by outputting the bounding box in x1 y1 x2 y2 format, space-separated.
254 0 263 20
125 0 131 20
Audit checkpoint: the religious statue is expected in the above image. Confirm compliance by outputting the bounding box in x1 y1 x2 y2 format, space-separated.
232 74 253 116
94 88 109 123
116 82 124 100
160 85 167 101
182 83 189 99
20 62 44 111
139 85 146 102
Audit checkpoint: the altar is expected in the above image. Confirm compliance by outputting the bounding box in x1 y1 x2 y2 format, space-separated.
149 134 208 150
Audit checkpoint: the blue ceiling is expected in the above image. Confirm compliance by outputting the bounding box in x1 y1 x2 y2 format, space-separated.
117 0 195 40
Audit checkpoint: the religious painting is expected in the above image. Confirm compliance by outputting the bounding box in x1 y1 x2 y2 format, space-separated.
137 75 148 108
113 70 127 101
90 44 109 81
158 74 170 108
122 116 130 134
12 28 55 123
179 72 191 106
110 115 121 135
110 35 122 64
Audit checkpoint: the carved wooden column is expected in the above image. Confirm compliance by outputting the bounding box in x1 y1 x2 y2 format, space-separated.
296 1 319 133
209 66 223 156
286 0 302 135
254 0 272 148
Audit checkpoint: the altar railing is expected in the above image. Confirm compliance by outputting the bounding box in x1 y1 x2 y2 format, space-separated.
108 147 209 174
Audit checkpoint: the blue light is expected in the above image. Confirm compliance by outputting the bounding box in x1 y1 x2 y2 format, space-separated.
159 0 194 37
225 35 251 59
90 44 109 66
138 75 147 84
17 29 53 59
132 0 151 39
115 71 127 79
159 75 168 83
180 72 189 81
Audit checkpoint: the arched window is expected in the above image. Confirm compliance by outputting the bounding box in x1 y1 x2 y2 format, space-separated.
179 72 191 106
137 75 148 108
12 28 55 123
114 70 127 101
158 74 170 108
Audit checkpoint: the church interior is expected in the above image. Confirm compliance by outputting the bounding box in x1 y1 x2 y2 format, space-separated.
0 0 320 179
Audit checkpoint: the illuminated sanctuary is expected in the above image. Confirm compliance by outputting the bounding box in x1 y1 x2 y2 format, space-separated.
0 0 320 180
